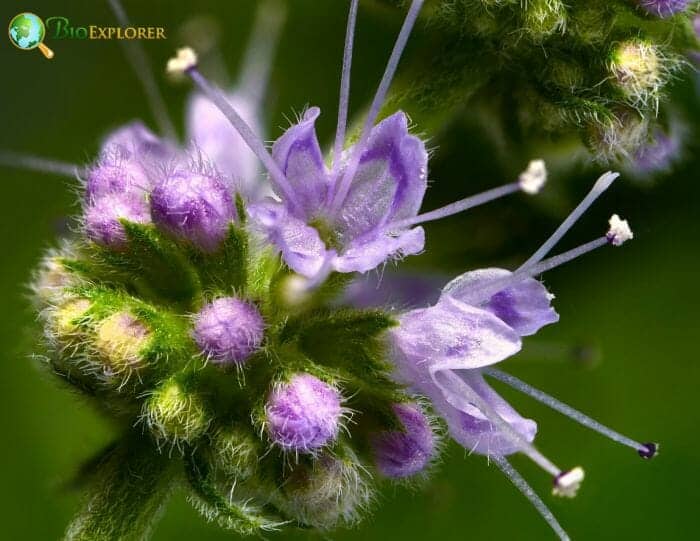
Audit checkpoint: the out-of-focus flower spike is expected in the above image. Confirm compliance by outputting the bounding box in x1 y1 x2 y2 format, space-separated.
329 0 425 213
492 455 571 541
170 47 302 210
0 150 83 178
484 368 658 459
236 0 286 108
389 160 547 229
107 0 176 139
333 0 359 173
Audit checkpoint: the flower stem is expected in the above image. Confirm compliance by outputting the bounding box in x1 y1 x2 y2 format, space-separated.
64 434 175 541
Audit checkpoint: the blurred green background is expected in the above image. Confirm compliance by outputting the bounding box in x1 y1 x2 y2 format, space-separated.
0 1 698 540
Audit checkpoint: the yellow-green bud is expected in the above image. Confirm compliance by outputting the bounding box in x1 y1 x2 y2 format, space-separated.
143 378 210 446
49 298 92 342
33 256 77 306
93 311 151 374
585 108 650 163
609 39 664 106
209 426 259 480
522 0 567 42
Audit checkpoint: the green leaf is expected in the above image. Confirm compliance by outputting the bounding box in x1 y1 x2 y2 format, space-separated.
100 222 202 308
64 435 175 541
194 223 249 293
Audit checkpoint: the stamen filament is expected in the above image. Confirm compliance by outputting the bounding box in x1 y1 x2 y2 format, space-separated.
389 182 520 230
0 151 82 177
107 0 176 140
186 68 301 209
484 368 653 456
517 171 619 272
237 0 286 108
492 455 570 541
329 0 424 213
333 0 359 174
434 369 562 477
463 236 609 306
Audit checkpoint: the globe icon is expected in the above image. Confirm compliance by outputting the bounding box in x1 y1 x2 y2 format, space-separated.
8 12 54 58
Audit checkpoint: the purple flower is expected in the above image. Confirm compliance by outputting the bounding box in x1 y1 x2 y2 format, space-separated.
193 297 264 365
637 0 688 17
265 374 343 453
150 163 236 252
84 193 151 249
371 402 436 479
250 108 428 277
100 121 173 162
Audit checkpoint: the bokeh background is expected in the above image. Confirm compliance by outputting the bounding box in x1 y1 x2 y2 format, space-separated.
1 1 698 540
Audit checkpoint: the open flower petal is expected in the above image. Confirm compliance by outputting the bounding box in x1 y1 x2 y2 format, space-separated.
443 268 559 336
271 107 330 219
249 201 329 277
334 226 425 274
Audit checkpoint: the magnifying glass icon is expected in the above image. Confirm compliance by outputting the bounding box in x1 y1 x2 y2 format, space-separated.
8 13 55 59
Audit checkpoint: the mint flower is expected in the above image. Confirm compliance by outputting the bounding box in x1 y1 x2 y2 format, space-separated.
1 1 659 540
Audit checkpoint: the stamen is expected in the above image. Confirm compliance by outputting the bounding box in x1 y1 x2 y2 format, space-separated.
107 0 176 140
0 150 82 177
434 369 564 478
491 455 571 541
517 171 620 272
329 0 424 213
519 159 548 194
552 467 585 498
484 368 657 459
392 183 520 229
237 0 286 108
607 214 634 246
174 52 301 209
332 0 360 174
461 236 610 306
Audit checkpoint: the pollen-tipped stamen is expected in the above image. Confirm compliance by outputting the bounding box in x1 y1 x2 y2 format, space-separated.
108 0 176 139
173 52 302 210
484 368 658 459
517 171 620 272
492 455 571 541
329 0 425 213
332 0 359 174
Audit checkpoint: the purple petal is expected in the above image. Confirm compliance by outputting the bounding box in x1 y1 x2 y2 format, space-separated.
335 112 427 240
271 107 331 219
101 121 172 161
249 201 331 277
442 268 559 336
186 92 263 197
391 296 522 387
344 270 444 309
334 226 425 274
436 372 537 456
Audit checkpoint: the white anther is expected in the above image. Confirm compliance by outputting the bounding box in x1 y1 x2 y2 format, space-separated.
519 160 548 194
167 47 198 75
552 467 585 498
607 214 634 246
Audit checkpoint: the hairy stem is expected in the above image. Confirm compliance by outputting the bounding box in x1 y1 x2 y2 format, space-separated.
64 435 175 541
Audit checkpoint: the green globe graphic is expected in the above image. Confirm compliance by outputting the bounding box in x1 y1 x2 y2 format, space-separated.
8 13 45 50
8 12 53 58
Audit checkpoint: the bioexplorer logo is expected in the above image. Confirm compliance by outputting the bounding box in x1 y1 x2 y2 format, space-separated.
8 12 167 59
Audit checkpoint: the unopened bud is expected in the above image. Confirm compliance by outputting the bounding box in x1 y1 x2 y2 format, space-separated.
93 311 151 374
209 426 260 480
143 377 210 446
277 450 373 530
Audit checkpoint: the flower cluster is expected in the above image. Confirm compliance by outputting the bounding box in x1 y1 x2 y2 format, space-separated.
378 0 698 166
18 1 657 540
